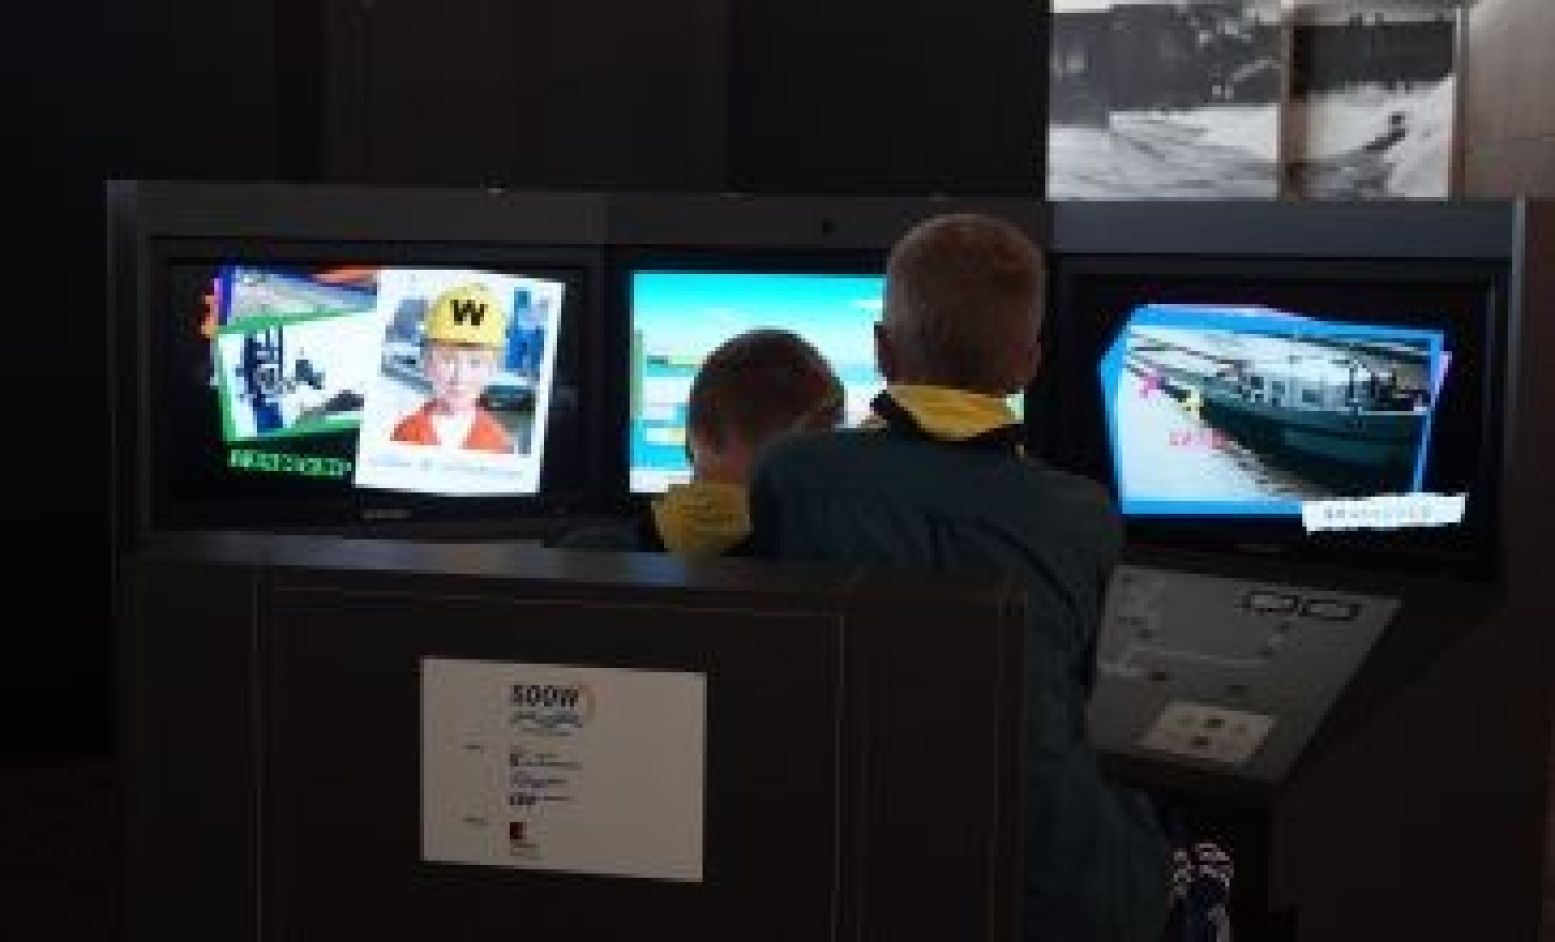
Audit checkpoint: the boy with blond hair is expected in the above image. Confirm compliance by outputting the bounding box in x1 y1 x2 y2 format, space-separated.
750 213 1171 941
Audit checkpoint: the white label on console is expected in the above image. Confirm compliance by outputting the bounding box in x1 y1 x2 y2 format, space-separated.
1138 701 1275 766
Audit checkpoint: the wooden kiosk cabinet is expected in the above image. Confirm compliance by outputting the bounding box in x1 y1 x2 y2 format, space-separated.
120 533 1028 942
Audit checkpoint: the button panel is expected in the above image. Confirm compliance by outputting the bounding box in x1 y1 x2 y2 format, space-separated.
1137 701 1276 766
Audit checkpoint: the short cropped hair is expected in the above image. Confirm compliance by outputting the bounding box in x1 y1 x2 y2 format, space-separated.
688 328 844 453
882 213 1045 394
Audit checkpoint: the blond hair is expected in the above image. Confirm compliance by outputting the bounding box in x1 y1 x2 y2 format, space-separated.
882 213 1044 394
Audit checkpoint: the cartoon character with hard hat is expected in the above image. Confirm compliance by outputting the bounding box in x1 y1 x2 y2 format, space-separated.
390 282 515 453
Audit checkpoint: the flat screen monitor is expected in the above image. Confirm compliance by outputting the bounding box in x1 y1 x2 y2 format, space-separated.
148 241 592 532
1038 255 1505 578
625 262 1028 494
627 266 889 493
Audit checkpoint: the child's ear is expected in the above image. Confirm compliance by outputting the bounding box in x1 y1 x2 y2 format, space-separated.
874 322 898 383
689 431 753 486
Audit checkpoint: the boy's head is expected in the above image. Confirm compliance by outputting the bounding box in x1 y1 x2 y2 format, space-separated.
877 213 1045 396
421 282 510 416
687 329 844 485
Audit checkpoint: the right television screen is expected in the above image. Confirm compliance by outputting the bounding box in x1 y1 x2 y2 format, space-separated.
1040 256 1505 577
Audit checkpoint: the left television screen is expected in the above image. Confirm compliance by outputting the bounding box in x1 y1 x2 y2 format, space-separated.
153 258 587 530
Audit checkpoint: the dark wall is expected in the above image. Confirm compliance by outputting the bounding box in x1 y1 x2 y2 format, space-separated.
1271 610 1550 940
322 0 728 189
10 0 281 760
129 2 281 180
729 0 1046 194
319 0 1047 194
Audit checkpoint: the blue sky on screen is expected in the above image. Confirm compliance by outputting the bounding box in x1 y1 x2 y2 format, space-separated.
633 271 884 369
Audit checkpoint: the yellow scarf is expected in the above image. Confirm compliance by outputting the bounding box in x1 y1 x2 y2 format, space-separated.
865 384 1021 441
650 481 751 559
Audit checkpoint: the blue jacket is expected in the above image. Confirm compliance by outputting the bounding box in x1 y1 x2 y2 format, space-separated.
749 415 1169 942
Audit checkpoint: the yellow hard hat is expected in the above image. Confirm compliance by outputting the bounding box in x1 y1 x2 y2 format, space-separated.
423 282 509 348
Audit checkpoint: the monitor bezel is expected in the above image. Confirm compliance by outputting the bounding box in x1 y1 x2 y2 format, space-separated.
136 235 609 540
1034 251 1510 582
604 244 893 508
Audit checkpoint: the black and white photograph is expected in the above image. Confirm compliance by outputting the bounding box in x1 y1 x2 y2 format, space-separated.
1048 0 1284 198
1286 0 1461 198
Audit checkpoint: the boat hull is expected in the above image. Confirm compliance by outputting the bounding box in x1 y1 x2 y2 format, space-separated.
1200 384 1424 494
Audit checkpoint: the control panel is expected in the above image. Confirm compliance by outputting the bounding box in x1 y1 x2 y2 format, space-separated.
1088 565 1398 782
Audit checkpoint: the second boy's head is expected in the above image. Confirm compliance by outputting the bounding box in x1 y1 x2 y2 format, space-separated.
687 329 844 486
421 282 510 416
877 213 1044 396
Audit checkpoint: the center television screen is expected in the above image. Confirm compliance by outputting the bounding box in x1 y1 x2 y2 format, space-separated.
627 268 888 493
626 265 1033 493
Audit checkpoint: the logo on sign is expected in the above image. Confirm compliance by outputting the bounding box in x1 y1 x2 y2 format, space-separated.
510 682 596 737
450 298 487 326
